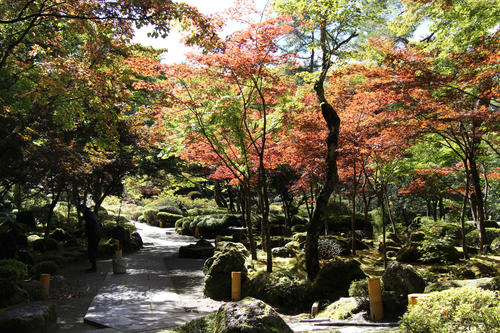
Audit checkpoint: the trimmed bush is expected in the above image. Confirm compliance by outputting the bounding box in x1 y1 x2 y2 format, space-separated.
142 209 159 226
158 205 184 216
157 212 183 227
400 287 500 333
31 260 59 279
0 259 28 281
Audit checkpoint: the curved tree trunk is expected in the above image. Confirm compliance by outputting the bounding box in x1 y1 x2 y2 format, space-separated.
305 22 341 281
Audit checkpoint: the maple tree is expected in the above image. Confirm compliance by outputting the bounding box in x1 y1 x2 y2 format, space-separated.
129 3 295 271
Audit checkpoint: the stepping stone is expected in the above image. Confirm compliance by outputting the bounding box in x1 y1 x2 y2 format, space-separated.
0 301 56 333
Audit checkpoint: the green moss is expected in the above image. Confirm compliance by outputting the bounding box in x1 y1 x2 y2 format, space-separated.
165 312 217 333
317 297 361 320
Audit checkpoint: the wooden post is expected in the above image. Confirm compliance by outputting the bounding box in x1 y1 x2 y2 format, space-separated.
367 277 383 321
195 227 199 239
231 271 242 301
40 274 50 297
115 239 120 249
216 235 221 244
159 221 163 228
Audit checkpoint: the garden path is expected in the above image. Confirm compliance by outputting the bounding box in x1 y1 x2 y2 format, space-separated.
53 222 394 332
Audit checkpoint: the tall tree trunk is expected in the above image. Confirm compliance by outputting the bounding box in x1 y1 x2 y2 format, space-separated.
242 183 257 260
482 163 488 220
460 172 470 260
468 155 486 252
351 162 357 255
305 22 341 280
379 196 387 270
257 163 272 273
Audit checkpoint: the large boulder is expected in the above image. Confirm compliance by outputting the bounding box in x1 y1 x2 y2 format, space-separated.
0 301 56 333
382 262 425 318
246 270 313 313
382 262 425 296
179 239 215 259
312 259 367 302
418 243 461 264
204 248 249 300
212 297 293 333
396 243 421 263
271 241 300 258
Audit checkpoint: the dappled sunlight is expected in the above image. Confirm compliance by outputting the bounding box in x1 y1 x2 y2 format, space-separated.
84 222 222 331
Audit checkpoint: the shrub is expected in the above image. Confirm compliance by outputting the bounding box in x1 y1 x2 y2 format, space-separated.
246 270 313 313
0 259 28 281
348 279 370 308
157 212 183 227
400 287 500 333
142 208 159 226
32 260 59 279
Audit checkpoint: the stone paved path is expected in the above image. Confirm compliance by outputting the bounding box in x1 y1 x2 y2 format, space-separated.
54 222 395 332
83 223 222 332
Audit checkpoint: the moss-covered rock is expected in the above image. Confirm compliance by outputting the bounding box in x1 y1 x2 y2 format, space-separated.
179 239 214 259
396 243 421 263
0 301 56 332
418 243 461 264
212 297 293 333
377 232 402 252
204 248 249 301
382 262 425 296
316 297 363 320
312 259 367 302
272 241 300 258
246 270 313 313
424 276 500 293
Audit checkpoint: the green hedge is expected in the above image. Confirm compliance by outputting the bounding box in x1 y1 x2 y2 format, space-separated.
400 287 500 332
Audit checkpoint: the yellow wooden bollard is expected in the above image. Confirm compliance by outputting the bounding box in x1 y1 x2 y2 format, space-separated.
40 273 50 297
159 221 163 228
195 227 199 239
367 277 384 321
216 235 221 244
231 271 242 301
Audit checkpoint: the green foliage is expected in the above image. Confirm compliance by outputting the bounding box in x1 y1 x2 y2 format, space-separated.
400 287 500 333
32 261 59 279
348 279 370 308
316 297 362 320
0 259 28 281
416 217 462 263
157 212 183 227
246 269 314 313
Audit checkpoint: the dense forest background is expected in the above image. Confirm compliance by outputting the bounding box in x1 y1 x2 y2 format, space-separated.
0 0 499 303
